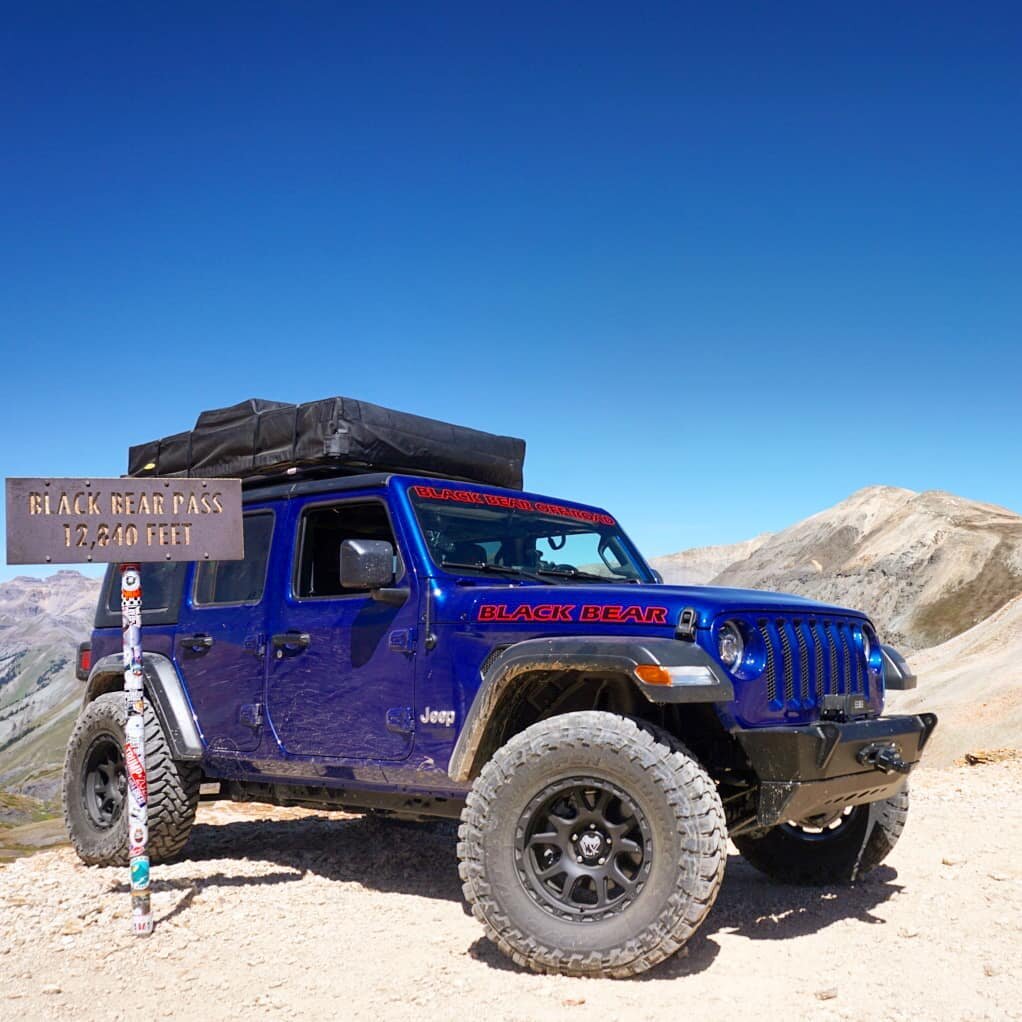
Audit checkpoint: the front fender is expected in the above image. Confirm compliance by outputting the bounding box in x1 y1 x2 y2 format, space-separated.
447 636 733 782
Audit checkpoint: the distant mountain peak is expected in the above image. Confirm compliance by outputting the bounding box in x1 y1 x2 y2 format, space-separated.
4 569 95 586
651 485 1022 651
845 484 917 499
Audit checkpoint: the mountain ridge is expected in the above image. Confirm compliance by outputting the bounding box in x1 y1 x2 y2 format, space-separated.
650 484 1022 651
0 570 101 817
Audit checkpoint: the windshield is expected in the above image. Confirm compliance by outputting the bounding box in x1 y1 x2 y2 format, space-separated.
407 485 651 583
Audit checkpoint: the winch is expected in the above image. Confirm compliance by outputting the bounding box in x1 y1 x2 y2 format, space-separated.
857 742 912 775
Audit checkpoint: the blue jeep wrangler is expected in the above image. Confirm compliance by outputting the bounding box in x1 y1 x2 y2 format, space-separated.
62 398 936 978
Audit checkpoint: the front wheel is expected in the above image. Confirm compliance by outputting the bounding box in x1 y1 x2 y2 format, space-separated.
457 712 726 978
733 788 910 885
62 692 201 866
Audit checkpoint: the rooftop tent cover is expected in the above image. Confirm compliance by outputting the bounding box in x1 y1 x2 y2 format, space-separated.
127 397 526 489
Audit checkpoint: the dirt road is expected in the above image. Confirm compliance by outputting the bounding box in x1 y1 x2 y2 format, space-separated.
2 760 1020 1021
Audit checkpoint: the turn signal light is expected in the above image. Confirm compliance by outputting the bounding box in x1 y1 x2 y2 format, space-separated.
635 664 672 686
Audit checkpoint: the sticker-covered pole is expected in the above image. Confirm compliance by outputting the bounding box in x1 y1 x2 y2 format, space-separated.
120 563 152 937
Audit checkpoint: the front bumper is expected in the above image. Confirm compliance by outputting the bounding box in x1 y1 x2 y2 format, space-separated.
736 713 939 828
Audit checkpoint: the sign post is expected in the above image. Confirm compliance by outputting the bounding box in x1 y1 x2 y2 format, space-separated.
120 563 151 934
5 476 243 937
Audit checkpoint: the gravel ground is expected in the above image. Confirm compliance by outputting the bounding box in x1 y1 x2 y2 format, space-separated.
1 760 1020 1022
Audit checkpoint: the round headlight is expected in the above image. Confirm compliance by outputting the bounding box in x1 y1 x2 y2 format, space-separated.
861 624 882 674
718 621 744 671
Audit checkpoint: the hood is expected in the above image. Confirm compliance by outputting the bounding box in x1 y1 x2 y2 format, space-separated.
436 580 869 631
656 584 868 625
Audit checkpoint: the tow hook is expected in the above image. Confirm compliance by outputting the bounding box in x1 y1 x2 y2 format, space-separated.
857 742 912 775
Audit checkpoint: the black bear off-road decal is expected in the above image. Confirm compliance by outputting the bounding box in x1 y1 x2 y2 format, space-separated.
477 603 669 624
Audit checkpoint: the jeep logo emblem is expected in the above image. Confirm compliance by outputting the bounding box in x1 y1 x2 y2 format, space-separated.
419 706 455 727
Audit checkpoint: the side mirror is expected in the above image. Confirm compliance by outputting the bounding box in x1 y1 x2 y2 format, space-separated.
339 539 395 590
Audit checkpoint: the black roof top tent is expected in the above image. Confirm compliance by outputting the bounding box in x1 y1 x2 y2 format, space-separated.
127 397 526 490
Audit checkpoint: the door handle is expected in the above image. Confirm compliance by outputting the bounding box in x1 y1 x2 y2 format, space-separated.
271 631 311 651
180 633 214 652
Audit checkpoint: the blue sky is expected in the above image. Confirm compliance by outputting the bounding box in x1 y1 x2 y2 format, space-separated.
2 3 1020 580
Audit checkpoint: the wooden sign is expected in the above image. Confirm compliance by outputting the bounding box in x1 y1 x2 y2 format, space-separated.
5 477 244 564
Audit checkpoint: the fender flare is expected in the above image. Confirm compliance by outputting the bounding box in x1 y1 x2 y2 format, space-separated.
447 636 734 783
880 644 917 690
84 652 204 761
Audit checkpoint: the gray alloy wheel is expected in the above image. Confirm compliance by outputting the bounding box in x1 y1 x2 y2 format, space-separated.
458 711 726 978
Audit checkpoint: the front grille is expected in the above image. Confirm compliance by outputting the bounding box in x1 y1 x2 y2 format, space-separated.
758 622 777 701
753 616 869 709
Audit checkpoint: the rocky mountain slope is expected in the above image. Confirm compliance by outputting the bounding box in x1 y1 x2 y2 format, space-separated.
652 534 771 586
651 486 1022 652
890 591 1022 763
0 571 100 818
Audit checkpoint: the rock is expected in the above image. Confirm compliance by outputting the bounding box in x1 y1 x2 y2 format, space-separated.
964 750 1021 766
41 984 62 995
815 989 839 1001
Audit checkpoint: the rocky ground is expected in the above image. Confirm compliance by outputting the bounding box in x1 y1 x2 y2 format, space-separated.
2 759 1020 1021
892 592 1022 765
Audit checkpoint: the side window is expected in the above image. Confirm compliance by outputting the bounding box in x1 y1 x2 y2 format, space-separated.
193 512 274 606
100 561 187 625
296 501 399 598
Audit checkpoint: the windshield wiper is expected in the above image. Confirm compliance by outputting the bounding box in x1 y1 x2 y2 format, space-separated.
536 567 641 584
440 560 556 585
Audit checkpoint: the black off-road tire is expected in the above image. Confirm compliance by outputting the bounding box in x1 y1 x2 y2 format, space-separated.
733 787 910 885
457 711 727 978
62 692 201 866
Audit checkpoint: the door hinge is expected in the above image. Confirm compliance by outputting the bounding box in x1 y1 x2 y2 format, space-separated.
385 707 415 734
243 634 267 658
240 703 264 728
388 628 417 654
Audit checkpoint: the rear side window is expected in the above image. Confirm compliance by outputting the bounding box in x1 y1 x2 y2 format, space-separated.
296 501 399 598
96 561 187 627
193 512 274 606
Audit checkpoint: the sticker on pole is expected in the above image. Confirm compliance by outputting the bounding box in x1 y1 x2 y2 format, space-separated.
124 742 149 807
4 477 244 564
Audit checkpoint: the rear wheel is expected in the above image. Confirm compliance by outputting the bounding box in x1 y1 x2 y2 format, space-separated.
458 711 726 977
62 692 201 866
733 788 910 885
